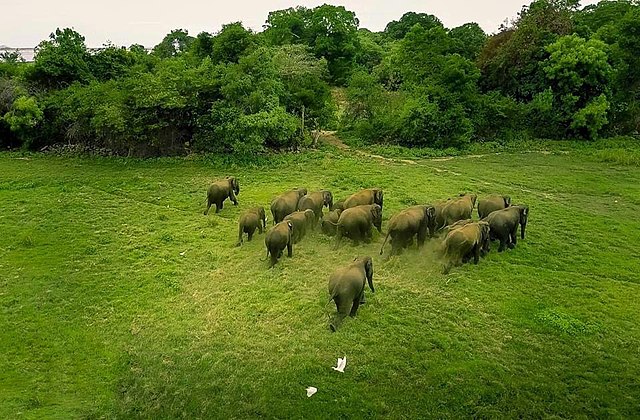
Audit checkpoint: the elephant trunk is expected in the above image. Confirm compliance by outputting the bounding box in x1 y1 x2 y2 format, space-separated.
379 233 391 255
521 223 526 240
367 274 375 293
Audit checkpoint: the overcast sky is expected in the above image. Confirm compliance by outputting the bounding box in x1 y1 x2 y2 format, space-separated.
1 0 600 48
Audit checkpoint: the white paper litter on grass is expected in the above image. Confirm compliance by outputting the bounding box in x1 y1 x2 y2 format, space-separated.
332 356 347 373
306 386 317 397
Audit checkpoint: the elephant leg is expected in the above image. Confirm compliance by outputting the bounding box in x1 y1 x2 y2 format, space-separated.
390 236 401 256
215 201 223 213
359 289 366 304
473 244 480 264
204 199 212 215
417 228 427 249
509 225 518 248
330 297 350 332
247 228 255 242
498 236 506 252
269 248 278 267
287 242 293 257
349 298 361 317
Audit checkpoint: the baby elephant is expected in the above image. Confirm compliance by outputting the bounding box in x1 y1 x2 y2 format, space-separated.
321 209 342 236
204 177 239 215
264 221 293 267
237 207 267 246
441 221 490 273
284 209 315 243
328 256 374 331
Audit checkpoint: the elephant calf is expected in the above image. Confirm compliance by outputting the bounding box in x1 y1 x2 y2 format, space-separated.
478 195 511 219
270 188 307 224
328 256 374 331
298 190 333 225
343 188 384 210
264 221 294 267
284 209 315 243
441 221 490 273
237 207 267 246
380 205 435 256
321 209 342 236
204 176 240 215
482 205 529 252
440 193 477 227
331 204 383 248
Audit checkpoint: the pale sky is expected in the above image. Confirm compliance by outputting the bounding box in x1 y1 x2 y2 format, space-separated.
1 0 600 48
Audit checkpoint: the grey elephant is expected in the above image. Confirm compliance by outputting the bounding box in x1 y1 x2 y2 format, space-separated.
343 188 384 210
379 205 435 256
321 209 342 236
264 220 294 267
284 209 316 243
478 195 511 219
482 205 529 252
298 190 333 224
441 221 490 273
331 204 383 248
237 207 267 246
327 256 374 331
441 194 477 227
270 188 308 224
204 177 239 215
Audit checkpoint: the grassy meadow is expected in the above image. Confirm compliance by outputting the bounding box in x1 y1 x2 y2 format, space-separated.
1 145 639 418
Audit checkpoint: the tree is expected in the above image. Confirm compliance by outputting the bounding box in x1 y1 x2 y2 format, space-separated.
449 23 487 60
90 43 136 80
2 96 43 147
384 12 444 40
211 23 257 64
543 34 612 138
152 29 194 58
31 28 93 88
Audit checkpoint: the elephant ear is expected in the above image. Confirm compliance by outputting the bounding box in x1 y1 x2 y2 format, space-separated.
287 221 293 230
504 196 511 207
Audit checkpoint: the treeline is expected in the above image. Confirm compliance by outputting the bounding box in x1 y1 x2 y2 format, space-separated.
0 0 639 155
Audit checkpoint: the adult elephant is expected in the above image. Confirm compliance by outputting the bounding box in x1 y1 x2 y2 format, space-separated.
478 195 511 219
204 177 239 215
270 188 307 224
327 256 374 331
236 207 267 246
331 204 383 248
379 205 435 256
284 209 316 243
441 221 490 273
343 188 384 210
441 194 477 227
264 221 293 267
298 190 333 224
321 209 342 236
482 205 529 252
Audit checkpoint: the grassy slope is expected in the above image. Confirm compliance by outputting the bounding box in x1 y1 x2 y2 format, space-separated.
1 148 639 418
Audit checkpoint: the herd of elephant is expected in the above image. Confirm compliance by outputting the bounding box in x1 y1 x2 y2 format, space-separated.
204 176 530 330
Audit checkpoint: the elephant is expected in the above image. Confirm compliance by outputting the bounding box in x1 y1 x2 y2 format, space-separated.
297 190 333 224
478 195 511 219
432 199 452 233
321 209 342 236
236 207 267 246
264 221 294 267
441 221 491 273
441 194 477 227
270 188 308 224
333 200 345 211
284 209 316 243
442 218 475 234
327 256 374 331
330 204 383 248
379 205 436 256
204 177 239 215
343 188 384 210
482 205 529 252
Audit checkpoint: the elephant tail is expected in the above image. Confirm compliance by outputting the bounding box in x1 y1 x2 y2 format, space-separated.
379 232 391 255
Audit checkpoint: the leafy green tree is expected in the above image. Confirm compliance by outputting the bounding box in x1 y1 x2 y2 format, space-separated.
152 29 194 58
31 28 93 88
263 7 311 45
90 43 136 80
354 29 384 71
384 12 444 40
2 96 43 147
211 23 257 64
543 34 612 138
449 23 487 60
191 32 215 60
478 0 579 100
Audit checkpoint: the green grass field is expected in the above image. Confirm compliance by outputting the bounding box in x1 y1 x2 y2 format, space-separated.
1 146 639 418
